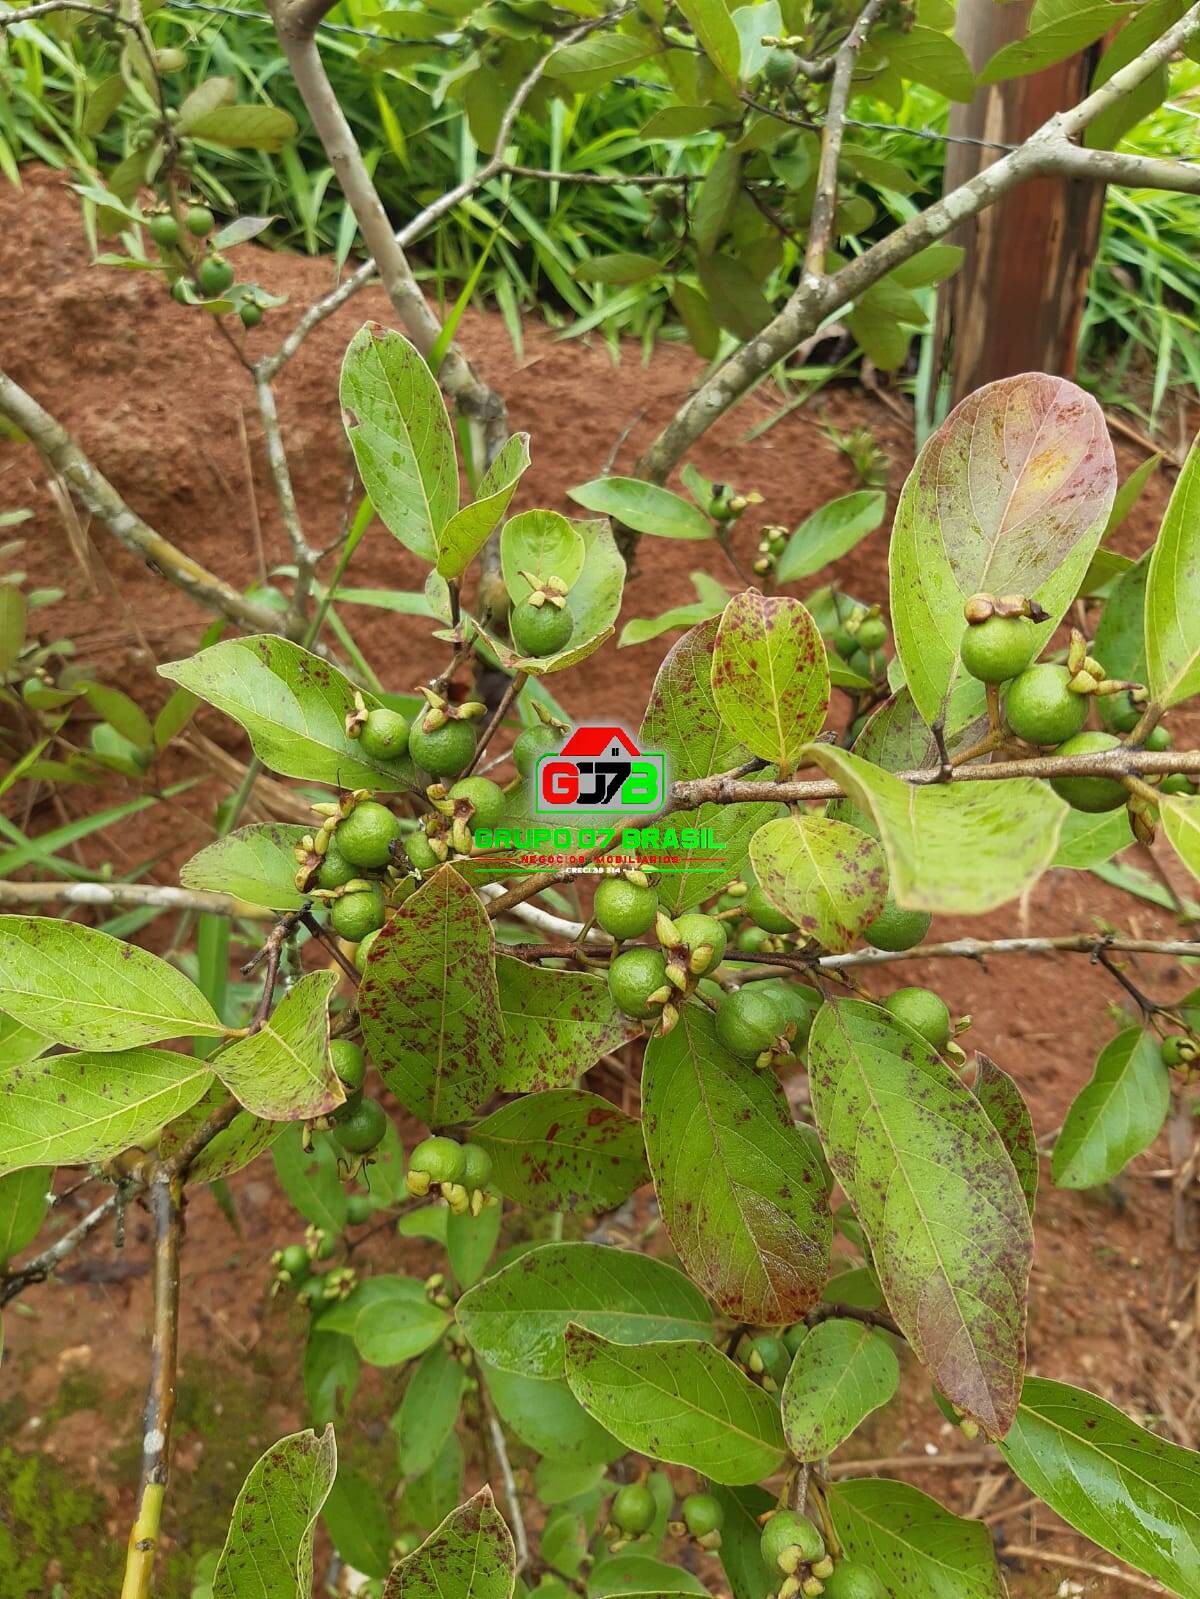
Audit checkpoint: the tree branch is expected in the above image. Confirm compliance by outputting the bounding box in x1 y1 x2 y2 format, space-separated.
0 879 270 917
0 368 284 634
120 1175 182 1599
804 0 888 279
253 368 317 633
0 1191 118 1308
637 1 1200 483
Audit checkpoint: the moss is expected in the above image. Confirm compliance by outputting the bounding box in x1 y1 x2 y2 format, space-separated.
0 1447 123 1598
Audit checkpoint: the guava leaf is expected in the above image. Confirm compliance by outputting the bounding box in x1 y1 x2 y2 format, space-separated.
318 1275 449 1366
827 1478 1007 1599
890 374 1116 726
996 1378 1200 1598
481 1358 621 1468
212 1427 337 1599
384 1488 516 1599
641 614 783 914
1051 1027 1170 1190
1052 806 1133 870
781 1319 900 1460
567 478 713 540
494 955 628 1092
1146 434 1200 708
0 915 223 1050
359 867 503 1125
500 509 586 603
972 1054 1038 1216
457 1242 714 1379
712 591 829 772
437 433 531 580
776 489 886 582
340 322 458 561
749 814 888 953
642 1003 831 1326
212 971 342 1122
393 1341 467 1479
180 824 309 909
807 745 1066 914
808 1000 1033 1435
160 636 418 791
0 1167 50 1264
0 1048 213 1175
470 1089 647 1212
1162 790 1200 882
564 1327 786 1485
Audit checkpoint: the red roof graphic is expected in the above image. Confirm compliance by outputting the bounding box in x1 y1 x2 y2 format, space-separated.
558 726 640 758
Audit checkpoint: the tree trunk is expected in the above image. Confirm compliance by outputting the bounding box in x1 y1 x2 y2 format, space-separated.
936 0 1105 401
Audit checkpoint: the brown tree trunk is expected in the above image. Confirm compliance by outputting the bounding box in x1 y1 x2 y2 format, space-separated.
936 0 1105 401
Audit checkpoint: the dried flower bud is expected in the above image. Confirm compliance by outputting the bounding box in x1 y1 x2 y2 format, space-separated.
963 593 995 624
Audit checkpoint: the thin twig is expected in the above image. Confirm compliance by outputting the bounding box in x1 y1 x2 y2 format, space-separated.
479 1374 531 1570
0 1192 119 1307
1002 1545 1166 1593
0 880 269 917
804 0 888 279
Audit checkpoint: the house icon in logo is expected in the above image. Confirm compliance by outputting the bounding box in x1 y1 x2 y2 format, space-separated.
557 727 641 761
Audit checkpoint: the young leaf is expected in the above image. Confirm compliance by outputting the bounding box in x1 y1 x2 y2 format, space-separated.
323 1466 393 1579
436 433 531 580
340 323 458 562
470 1090 647 1212
0 1048 213 1175
675 0 741 86
494 956 628 1093
567 478 713 541
212 1427 337 1599
563 1327 786 1485
712 591 829 772
1146 432 1200 708
187 103 298 151
475 519 625 675
890 374 1116 726
775 490 886 583
318 1276 449 1366
780 1319 900 1460
1052 805 1133 870
384 1488 516 1599
180 825 310 910
481 1358 621 1467
997 1378 1200 1598
1051 1028 1170 1190
0 1166 50 1264
359 867 503 1125
273 1125 350 1234
808 1000 1033 1435
446 1200 501 1292
641 615 784 914
749 814 888 953
500 510 587 602
807 746 1067 913
212 971 342 1122
972 1055 1038 1217
827 1478 1007 1599
457 1242 714 1380
642 1003 831 1326
0 916 223 1050
1162 792 1200 881
393 1341 468 1479
160 636 417 791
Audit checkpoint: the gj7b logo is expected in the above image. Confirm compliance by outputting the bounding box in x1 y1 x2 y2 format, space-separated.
536 727 665 813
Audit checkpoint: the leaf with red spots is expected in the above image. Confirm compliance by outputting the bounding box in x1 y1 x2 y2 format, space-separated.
160 635 418 791
972 1053 1038 1216
384 1487 516 1599
710 591 829 773
359 867 503 1126
807 745 1066 914
212 1426 337 1599
641 614 783 914
470 1089 647 1211
749 814 888 953
494 956 629 1093
642 1003 830 1326
562 1325 787 1485
0 1047 213 1176
890 373 1116 726
211 971 343 1122
808 999 1033 1436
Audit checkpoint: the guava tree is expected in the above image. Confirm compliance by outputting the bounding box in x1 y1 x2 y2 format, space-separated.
2 344 1200 1597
